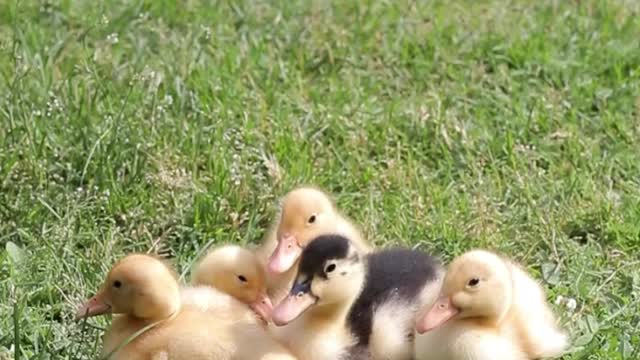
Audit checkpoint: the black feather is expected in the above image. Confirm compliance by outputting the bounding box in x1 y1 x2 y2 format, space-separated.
343 345 371 360
296 234 351 280
347 248 441 347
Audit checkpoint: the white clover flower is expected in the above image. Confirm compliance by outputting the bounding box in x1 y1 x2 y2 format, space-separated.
566 298 577 312
107 33 119 44
554 295 565 306
201 25 212 40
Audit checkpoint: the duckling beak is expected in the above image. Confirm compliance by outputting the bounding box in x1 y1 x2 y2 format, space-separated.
75 292 111 320
272 282 317 326
249 292 273 323
267 235 302 274
416 296 459 334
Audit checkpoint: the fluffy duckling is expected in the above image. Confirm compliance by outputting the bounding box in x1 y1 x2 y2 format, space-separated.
256 187 372 301
414 250 567 360
271 235 442 360
192 245 273 322
77 254 296 360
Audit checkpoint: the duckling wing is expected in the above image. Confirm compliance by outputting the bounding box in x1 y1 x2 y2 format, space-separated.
349 248 442 360
508 263 567 358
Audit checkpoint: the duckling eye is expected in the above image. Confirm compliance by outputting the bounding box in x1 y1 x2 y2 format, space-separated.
113 280 122 288
238 275 248 283
325 264 336 273
308 214 316 224
467 278 480 287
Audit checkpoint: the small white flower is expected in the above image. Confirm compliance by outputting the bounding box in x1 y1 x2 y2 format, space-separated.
107 33 119 44
566 298 577 312
554 295 564 305
201 25 212 40
164 94 173 106
101 15 109 25
45 96 63 116
76 187 84 193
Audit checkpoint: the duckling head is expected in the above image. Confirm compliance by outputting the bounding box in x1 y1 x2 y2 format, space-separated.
75 254 181 321
267 187 338 274
416 250 512 333
271 235 365 326
192 245 272 321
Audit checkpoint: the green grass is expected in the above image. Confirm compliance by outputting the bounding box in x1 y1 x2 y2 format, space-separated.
1 0 639 358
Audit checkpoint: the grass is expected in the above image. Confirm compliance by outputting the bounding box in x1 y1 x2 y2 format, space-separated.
1 0 639 358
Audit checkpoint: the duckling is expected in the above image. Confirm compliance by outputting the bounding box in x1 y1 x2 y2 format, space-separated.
192 245 273 322
271 235 442 360
76 254 296 360
255 187 372 302
414 250 567 360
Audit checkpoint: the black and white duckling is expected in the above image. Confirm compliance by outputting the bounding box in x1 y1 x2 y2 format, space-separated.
271 234 443 360
414 250 567 360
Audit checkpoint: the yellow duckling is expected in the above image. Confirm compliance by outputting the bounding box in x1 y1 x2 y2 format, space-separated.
76 254 296 360
414 250 567 360
256 186 372 301
192 245 273 322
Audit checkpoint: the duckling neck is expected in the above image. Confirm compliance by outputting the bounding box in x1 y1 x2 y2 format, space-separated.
133 293 181 323
463 315 502 329
306 300 355 330
307 272 365 329
310 300 353 322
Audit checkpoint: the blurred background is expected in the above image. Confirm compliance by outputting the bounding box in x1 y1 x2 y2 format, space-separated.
1 0 639 358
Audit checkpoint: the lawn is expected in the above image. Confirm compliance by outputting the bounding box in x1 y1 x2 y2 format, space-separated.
1 0 639 358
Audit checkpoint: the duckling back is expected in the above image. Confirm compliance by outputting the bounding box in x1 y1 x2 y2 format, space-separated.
181 286 297 360
508 262 567 358
105 291 295 360
351 248 442 360
102 307 237 360
180 285 260 324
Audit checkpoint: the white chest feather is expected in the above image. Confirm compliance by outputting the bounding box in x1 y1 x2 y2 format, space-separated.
414 322 528 360
273 319 353 360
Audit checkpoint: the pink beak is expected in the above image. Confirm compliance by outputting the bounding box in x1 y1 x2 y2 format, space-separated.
249 292 274 323
416 296 459 333
267 235 302 274
75 292 111 320
272 291 317 326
